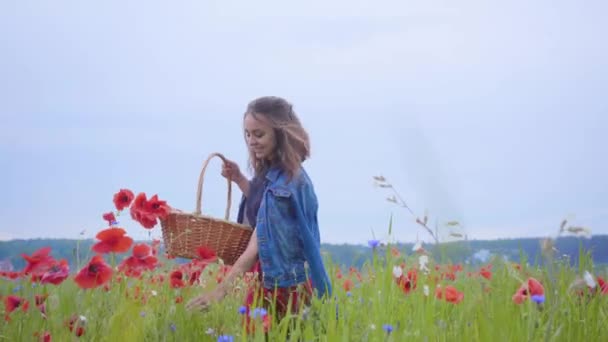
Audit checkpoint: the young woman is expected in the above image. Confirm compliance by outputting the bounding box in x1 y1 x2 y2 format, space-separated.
186 96 332 323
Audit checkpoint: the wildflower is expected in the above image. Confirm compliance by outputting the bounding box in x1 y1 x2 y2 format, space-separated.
40 259 70 285
346 291 352 297
512 277 545 304
66 315 86 337
113 189 135 211
39 331 51 342
251 307 267 319
368 240 380 249
92 227 133 254
118 243 158 275
129 193 171 229
383 324 393 333
169 270 185 288
238 306 247 315
418 255 429 272
531 295 545 304
21 247 55 275
392 266 403 278
74 255 113 289
596 276 608 295
217 336 234 342
583 271 596 289
102 212 117 226
343 278 354 291
196 246 218 262
169 323 176 332
396 268 418 294
435 285 464 304
4 295 29 316
479 265 492 280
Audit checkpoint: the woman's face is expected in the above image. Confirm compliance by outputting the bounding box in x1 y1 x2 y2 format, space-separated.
244 113 277 161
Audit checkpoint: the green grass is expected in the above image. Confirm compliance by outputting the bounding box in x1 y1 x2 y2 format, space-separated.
1 244 607 342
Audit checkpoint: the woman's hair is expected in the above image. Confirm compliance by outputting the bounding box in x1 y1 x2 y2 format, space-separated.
243 96 310 181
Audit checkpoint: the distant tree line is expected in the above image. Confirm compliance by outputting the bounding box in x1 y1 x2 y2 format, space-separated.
1 235 607 272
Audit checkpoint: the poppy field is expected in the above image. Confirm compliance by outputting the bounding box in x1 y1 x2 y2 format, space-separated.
1 189 607 341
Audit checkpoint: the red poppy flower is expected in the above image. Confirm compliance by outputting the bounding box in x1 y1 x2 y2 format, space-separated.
40 259 70 285
1 271 21 280
396 268 418 294
118 243 158 275
113 189 134 211
435 285 464 304
196 245 217 262
92 228 133 254
4 295 29 314
37 331 51 342
102 212 116 225
74 255 113 289
129 193 159 229
512 277 545 304
169 270 185 288
342 278 354 291
480 266 492 280
22 247 55 275
597 276 608 295
65 315 86 337
145 194 171 220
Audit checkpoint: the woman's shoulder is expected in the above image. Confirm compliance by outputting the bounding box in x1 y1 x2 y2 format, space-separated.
267 165 314 193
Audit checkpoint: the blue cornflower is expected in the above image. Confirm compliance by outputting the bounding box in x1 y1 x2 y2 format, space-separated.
169 323 176 332
346 291 352 297
531 295 545 304
383 324 393 333
12 285 22 293
251 307 267 319
238 306 247 315
217 336 234 342
368 239 380 248
140 311 146 317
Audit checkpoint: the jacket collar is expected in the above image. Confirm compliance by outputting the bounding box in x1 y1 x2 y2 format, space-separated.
265 165 282 182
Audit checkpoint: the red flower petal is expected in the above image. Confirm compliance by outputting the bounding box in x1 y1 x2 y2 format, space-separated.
527 277 544 296
133 244 152 259
92 228 133 254
113 189 135 211
74 255 113 289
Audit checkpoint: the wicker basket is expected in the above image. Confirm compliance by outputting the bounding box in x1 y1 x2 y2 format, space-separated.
160 152 254 265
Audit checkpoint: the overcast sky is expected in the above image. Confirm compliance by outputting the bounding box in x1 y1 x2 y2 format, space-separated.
1 0 606 245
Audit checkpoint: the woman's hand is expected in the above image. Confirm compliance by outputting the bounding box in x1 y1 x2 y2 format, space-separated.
221 158 250 196
221 159 244 183
186 287 227 312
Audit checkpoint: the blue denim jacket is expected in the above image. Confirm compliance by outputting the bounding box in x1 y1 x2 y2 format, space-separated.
238 166 332 299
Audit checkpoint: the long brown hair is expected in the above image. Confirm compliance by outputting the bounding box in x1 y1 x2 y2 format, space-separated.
243 96 310 181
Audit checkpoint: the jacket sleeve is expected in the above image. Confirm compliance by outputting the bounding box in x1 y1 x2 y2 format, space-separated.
291 184 332 299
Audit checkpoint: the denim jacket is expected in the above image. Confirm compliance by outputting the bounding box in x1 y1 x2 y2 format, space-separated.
237 166 332 299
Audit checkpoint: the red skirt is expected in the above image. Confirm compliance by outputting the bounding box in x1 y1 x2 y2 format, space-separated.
242 261 313 334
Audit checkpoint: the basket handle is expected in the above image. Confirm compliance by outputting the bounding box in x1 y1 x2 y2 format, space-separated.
194 152 232 220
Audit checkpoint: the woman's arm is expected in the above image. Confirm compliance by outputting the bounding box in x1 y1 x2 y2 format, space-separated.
186 230 258 310
216 230 258 294
235 174 251 197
